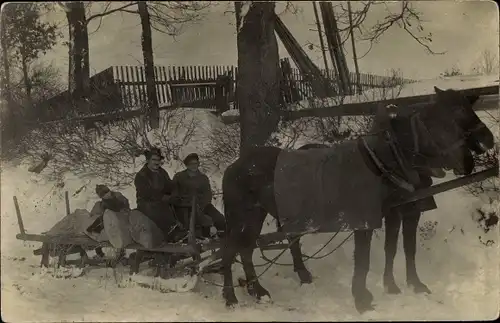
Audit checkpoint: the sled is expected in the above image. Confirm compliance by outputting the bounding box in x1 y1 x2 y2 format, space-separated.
12 165 498 290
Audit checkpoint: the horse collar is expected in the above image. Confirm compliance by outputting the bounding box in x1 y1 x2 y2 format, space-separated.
360 136 416 192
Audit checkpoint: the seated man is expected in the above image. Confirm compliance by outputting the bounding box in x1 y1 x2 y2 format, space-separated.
87 184 130 258
171 153 225 239
134 147 186 242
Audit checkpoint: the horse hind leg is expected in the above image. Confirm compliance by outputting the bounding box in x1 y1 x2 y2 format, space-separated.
241 207 271 301
287 234 312 284
402 211 431 294
269 207 312 284
352 229 375 313
221 225 241 307
383 211 402 294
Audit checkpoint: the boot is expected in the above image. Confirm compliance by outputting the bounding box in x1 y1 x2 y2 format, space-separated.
201 226 212 239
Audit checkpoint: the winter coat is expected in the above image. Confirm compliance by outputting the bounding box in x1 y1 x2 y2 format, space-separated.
171 169 213 209
87 191 130 234
134 164 174 211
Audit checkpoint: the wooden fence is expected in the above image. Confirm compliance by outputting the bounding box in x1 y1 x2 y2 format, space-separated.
110 64 417 110
34 63 419 123
281 67 417 103
112 65 236 111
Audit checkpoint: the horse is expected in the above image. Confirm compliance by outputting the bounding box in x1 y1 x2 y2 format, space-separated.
220 86 495 313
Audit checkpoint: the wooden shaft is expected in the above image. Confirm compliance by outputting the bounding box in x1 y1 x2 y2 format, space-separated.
392 166 499 208
13 196 26 236
189 195 197 248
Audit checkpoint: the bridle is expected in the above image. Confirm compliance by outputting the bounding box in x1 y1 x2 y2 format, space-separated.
361 101 481 192
409 102 486 164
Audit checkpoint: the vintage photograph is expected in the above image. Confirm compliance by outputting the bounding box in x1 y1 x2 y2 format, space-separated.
1 1 498 321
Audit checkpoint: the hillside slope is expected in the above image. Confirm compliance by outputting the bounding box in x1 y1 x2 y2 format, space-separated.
1 78 499 321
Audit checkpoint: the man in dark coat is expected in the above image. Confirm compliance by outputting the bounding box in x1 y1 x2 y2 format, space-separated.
134 148 185 242
87 184 130 258
171 153 225 238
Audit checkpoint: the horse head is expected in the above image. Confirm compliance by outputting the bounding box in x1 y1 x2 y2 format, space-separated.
411 86 494 176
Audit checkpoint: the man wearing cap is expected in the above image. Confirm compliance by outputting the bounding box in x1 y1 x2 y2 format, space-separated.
87 184 130 258
134 147 185 242
171 153 225 238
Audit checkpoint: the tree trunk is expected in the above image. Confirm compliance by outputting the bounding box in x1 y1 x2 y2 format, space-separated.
236 2 281 153
138 1 159 129
20 54 32 106
312 2 329 77
319 2 350 95
65 1 89 107
347 1 362 94
1 12 11 104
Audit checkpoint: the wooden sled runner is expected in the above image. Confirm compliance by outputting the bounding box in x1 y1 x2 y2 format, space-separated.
13 165 498 289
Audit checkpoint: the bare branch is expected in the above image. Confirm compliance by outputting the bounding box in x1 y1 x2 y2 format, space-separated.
85 2 138 23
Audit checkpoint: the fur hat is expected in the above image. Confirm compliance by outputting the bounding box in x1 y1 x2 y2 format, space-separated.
95 184 110 198
144 147 164 160
183 153 199 165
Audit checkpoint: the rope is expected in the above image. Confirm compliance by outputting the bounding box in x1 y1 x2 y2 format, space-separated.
199 233 306 288
258 231 353 266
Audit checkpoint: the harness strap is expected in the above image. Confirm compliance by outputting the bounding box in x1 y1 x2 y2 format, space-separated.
383 129 420 186
361 137 415 192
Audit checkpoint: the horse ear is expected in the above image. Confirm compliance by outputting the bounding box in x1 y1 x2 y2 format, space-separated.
466 95 480 106
434 86 444 94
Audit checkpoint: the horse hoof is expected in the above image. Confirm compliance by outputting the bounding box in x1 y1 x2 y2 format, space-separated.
223 289 239 308
353 289 374 314
296 268 313 284
225 299 238 308
257 294 272 304
247 283 271 300
409 281 431 294
355 300 375 314
384 282 402 294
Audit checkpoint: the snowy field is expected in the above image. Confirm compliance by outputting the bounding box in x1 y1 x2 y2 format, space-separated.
1 76 499 322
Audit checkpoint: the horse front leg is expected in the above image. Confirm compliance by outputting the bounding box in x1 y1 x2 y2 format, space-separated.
402 211 431 294
352 229 374 313
383 212 402 294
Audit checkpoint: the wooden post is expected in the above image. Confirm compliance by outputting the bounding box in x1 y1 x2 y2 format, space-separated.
13 196 26 236
189 196 201 261
65 191 70 216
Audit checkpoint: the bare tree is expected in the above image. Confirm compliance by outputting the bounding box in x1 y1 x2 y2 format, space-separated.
1 3 60 106
307 1 442 77
235 1 282 153
471 49 499 75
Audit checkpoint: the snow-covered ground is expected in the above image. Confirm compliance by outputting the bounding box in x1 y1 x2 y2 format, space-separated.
1 76 499 322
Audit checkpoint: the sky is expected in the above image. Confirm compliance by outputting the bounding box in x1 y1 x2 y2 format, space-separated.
41 1 499 81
